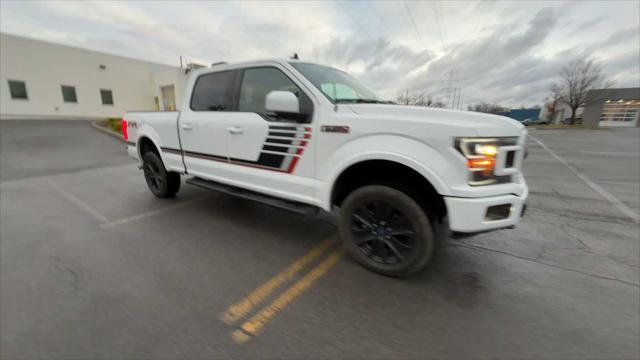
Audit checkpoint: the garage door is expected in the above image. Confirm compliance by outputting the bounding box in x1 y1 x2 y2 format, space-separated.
599 99 639 127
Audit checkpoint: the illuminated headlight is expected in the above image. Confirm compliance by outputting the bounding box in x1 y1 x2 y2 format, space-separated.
455 137 517 185
474 143 498 156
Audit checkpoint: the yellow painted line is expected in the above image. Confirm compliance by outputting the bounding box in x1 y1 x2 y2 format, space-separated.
232 248 343 344
221 238 334 325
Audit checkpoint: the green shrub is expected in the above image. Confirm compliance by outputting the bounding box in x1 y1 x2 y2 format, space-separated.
106 118 122 133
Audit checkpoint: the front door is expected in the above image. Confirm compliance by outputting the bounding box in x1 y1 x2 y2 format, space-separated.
226 66 315 202
178 70 234 178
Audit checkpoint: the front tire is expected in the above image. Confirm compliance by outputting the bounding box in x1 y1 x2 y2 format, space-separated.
142 151 180 198
338 185 435 278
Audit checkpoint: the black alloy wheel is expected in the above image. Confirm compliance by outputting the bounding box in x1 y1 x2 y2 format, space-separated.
339 185 435 277
144 158 164 193
350 200 416 264
142 151 181 198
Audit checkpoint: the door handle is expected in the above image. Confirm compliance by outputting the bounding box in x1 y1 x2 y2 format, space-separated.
181 123 193 131
228 126 244 135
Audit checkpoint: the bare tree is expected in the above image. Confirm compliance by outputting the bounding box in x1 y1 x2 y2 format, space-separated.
396 90 445 108
468 102 508 114
551 56 612 124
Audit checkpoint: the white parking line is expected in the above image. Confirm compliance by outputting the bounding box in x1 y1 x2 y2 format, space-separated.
528 135 640 224
47 179 110 224
101 198 203 228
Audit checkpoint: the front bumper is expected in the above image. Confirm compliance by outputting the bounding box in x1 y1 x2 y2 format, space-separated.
126 145 139 161
444 185 528 233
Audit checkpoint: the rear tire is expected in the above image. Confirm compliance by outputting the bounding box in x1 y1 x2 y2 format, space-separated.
142 151 180 198
338 185 435 278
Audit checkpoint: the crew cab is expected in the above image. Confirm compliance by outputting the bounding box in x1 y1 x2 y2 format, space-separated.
123 59 528 277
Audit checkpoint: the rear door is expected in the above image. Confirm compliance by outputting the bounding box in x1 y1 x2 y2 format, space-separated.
178 70 235 178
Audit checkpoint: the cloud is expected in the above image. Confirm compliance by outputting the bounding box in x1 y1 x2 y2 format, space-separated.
571 15 607 35
401 7 561 104
309 37 432 93
1 0 638 108
587 25 640 53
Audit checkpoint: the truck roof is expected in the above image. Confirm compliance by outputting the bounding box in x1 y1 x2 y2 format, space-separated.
190 58 323 76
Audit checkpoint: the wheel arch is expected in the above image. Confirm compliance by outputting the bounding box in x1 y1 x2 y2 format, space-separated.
138 136 160 156
136 131 168 168
327 158 448 220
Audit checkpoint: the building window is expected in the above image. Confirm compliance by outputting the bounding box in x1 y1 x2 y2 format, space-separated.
100 89 114 105
600 100 640 122
61 85 77 103
8 80 28 100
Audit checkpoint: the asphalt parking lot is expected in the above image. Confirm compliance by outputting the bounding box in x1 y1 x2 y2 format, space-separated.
1 120 639 359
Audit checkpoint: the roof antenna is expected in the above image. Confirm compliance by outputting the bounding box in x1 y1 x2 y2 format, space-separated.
290 53 299 60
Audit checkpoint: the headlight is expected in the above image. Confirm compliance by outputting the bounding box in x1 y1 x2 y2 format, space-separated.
455 137 518 186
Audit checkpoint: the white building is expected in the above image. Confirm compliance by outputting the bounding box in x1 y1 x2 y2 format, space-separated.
538 101 583 124
0 33 196 120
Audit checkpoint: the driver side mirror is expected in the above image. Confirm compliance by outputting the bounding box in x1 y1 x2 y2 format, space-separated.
265 91 299 114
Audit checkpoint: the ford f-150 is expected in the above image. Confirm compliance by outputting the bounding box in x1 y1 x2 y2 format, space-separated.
123 59 528 277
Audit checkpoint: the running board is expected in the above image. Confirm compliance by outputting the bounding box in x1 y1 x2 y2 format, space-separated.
186 177 319 215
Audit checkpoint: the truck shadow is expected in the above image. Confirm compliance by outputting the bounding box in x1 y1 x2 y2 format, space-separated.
191 191 488 310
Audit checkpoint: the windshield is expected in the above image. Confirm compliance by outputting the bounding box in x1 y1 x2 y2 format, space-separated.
290 62 385 104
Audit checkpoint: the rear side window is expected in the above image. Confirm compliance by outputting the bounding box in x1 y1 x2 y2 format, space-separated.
190 70 233 111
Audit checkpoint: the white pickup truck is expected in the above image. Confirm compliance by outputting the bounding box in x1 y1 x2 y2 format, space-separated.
124 59 528 277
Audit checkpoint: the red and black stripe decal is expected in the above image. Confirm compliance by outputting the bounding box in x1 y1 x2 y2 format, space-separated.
161 146 182 155
230 125 311 173
160 125 312 174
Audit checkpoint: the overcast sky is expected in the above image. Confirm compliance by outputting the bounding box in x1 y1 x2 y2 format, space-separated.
1 0 639 107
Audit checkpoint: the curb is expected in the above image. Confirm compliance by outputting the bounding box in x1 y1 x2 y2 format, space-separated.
91 120 125 142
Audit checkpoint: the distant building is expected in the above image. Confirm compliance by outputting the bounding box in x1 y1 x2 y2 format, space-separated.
1 33 195 120
501 108 541 122
539 102 583 124
538 87 639 127
582 88 640 127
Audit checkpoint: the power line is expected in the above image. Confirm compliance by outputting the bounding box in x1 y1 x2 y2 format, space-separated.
431 2 466 109
366 2 392 35
337 1 376 41
430 1 446 51
401 1 425 47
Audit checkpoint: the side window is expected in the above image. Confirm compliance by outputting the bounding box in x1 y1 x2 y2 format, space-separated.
100 89 114 105
238 67 312 123
190 70 233 111
61 85 77 103
8 80 28 100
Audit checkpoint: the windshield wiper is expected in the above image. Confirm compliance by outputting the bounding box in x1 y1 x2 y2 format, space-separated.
335 98 387 104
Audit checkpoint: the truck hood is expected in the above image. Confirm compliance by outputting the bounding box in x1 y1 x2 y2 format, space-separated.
347 104 524 137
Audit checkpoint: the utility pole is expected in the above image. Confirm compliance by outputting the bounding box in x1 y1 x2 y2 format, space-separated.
444 69 461 109
443 69 465 110
444 70 452 109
